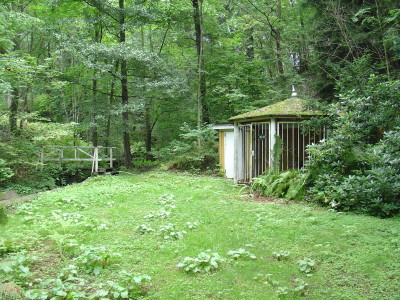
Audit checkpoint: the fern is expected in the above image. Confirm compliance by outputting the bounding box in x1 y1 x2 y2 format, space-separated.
252 169 306 200
272 135 283 173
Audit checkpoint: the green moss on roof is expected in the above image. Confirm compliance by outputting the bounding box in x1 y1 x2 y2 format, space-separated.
229 98 323 121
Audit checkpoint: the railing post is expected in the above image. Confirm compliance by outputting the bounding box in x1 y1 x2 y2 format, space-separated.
95 147 99 173
109 148 113 169
59 148 63 164
40 147 44 171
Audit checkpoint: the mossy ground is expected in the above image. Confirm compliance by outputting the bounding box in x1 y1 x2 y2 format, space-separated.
1 171 399 299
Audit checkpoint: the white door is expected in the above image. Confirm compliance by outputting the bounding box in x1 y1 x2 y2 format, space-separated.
224 130 235 178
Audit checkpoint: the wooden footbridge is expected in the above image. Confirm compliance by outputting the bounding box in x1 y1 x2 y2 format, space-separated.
41 146 117 174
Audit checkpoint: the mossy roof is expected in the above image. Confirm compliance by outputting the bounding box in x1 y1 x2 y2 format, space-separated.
229 98 323 122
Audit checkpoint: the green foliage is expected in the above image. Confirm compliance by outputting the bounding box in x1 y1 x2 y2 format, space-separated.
132 158 160 168
1 172 400 298
155 124 218 172
0 122 90 193
49 233 79 257
137 224 155 235
273 250 291 261
0 206 8 226
252 169 305 200
24 264 86 299
272 136 283 173
158 193 175 206
0 159 13 184
90 272 151 299
185 221 198 230
227 248 257 260
305 78 400 217
159 223 186 240
76 246 119 275
0 282 24 300
0 237 15 256
297 258 316 275
292 278 309 295
0 252 36 285
305 0 400 100
177 250 225 273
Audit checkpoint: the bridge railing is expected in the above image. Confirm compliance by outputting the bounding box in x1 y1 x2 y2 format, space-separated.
41 146 117 174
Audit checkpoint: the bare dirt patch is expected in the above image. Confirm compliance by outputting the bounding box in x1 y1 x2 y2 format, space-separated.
243 192 289 204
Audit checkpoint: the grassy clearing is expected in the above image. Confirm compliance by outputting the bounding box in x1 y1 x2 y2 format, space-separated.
1 171 400 299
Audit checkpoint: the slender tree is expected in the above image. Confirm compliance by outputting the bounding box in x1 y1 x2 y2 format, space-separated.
118 0 133 167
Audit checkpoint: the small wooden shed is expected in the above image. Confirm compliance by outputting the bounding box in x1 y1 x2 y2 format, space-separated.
213 124 235 179
216 96 325 182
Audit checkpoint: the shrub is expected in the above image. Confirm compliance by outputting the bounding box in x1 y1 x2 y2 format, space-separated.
155 124 218 172
0 159 13 185
307 130 400 217
0 121 90 193
304 78 400 217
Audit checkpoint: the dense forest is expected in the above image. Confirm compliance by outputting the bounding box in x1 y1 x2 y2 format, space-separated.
1 0 399 215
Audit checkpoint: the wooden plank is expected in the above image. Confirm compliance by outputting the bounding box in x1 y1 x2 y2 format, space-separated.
44 158 116 162
45 146 116 149
77 148 92 157
110 148 113 168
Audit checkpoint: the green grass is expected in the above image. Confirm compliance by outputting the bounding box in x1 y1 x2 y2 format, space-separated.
1 171 400 299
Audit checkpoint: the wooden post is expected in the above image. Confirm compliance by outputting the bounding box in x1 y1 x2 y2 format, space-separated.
91 147 99 174
233 122 239 183
40 147 44 170
109 148 113 169
270 118 276 168
59 148 63 164
95 147 99 173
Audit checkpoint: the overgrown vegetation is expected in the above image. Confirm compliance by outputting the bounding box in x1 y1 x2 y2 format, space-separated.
253 78 400 218
1 172 399 299
305 78 400 217
1 0 399 216
155 124 219 173
0 121 91 195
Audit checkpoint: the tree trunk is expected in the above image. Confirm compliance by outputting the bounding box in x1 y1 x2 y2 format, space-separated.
141 27 153 153
92 76 98 147
275 0 284 77
192 0 210 125
9 89 19 135
144 103 152 153
246 29 254 59
19 90 29 130
119 0 132 168
374 0 390 80
105 61 119 148
92 23 102 147
299 15 309 73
